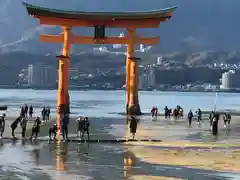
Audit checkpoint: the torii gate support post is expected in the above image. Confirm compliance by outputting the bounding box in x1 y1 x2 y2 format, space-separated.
126 28 141 115
62 26 71 114
56 55 67 143
125 29 134 113
127 57 141 115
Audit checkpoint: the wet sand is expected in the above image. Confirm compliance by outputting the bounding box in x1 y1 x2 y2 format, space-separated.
126 145 240 173
123 115 240 144
131 176 183 180
122 116 240 177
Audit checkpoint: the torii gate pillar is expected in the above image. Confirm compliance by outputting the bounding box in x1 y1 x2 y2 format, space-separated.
126 28 141 115
62 27 71 114
127 57 141 115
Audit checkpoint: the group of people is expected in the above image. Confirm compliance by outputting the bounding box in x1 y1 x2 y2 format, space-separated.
48 114 70 141
187 108 232 135
41 106 51 121
209 111 231 135
187 108 202 126
20 104 33 118
48 115 90 141
0 104 53 140
151 105 184 120
76 116 90 140
0 112 42 140
164 105 184 120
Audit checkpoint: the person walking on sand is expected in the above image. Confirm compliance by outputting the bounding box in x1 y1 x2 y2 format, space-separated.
154 107 158 121
187 110 193 127
29 105 33 118
24 104 28 118
41 107 46 121
197 108 203 124
227 113 231 129
48 124 57 140
30 117 42 140
223 112 228 128
61 114 70 141
129 116 138 139
76 116 83 138
81 117 90 140
209 111 214 130
0 113 6 138
11 116 21 139
20 116 27 139
164 106 168 119
46 106 50 121
20 106 25 118
212 112 220 135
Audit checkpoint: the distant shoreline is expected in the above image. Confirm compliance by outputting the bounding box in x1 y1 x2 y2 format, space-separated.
0 86 240 93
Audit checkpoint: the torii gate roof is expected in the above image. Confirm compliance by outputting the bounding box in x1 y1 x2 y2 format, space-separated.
23 2 177 21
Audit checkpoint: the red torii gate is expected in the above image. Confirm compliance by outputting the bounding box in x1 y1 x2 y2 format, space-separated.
23 2 177 139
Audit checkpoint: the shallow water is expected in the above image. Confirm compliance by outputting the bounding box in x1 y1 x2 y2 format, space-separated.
1 89 240 117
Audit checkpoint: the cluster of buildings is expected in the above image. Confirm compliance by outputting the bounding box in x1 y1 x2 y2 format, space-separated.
139 66 156 89
19 64 104 89
27 64 56 87
220 70 240 90
17 55 240 91
20 64 82 88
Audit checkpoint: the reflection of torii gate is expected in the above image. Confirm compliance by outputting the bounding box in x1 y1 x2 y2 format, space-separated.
23 3 177 117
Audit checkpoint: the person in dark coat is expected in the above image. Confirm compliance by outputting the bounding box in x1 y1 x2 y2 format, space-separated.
20 106 25 118
30 117 41 140
151 107 155 118
46 107 50 121
29 105 33 118
20 117 27 139
81 117 90 140
41 107 46 121
227 113 232 128
164 106 168 119
48 124 57 140
76 116 83 138
129 116 138 139
168 109 172 119
212 112 220 135
197 108 202 123
154 107 158 121
223 112 228 127
61 114 69 141
188 110 193 127
209 111 214 130
0 113 6 138
11 116 21 138
24 104 28 118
